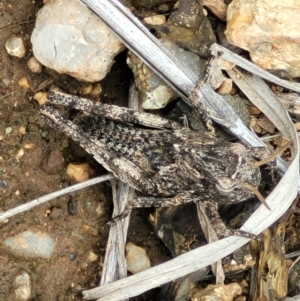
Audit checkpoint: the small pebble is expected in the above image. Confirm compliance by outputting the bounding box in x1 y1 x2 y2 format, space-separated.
80 262 88 270
69 252 77 261
18 126 26 135
23 143 36 149
15 148 25 161
191 283 243 301
14 271 31 301
2 77 11 87
66 163 92 182
18 77 30 89
1 179 9 189
243 254 253 264
5 36 26 58
90 84 102 97
83 225 98 236
125 242 150 274
80 84 93 95
67 198 78 216
5 127 12 134
33 92 47 106
27 56 42 73
41 131 48 138
143 15 166 26
218 78 233 94
87 251 98 262
294 123 300 131
49 207 63 219
95 203 106 217
240 279 249 288
41 150 65 174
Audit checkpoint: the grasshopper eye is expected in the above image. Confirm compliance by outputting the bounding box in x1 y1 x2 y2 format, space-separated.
215 177 236 193
230 143 247 157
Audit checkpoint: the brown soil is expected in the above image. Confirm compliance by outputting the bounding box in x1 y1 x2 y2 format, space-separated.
0 1 169 300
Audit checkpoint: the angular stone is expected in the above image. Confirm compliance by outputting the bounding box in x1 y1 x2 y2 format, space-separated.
127 39 206 109
226 0 300 78
191 283 243 301
14 272 31 301
125 242 150 274
5 36 26 58
41 149 65 175
4 231 56 259
31 0 124 82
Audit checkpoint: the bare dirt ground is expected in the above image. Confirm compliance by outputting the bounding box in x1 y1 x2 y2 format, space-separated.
2 1 300 301
0 1 170 300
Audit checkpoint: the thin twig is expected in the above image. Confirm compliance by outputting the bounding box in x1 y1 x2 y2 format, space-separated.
211 44 300 93
0 91 15 100
98 83 140 301
197 203 225 283
260 134 283 141
0 19 34 32
34 79 54 92
285 250 300 259
0 174 113 222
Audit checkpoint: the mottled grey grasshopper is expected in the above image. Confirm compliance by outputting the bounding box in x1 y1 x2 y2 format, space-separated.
40 82 266 239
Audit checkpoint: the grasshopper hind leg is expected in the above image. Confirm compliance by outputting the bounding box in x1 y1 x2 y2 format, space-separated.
110 193 196 223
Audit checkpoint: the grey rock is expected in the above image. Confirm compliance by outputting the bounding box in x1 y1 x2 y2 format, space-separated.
4 231 56 258
31 0 124 82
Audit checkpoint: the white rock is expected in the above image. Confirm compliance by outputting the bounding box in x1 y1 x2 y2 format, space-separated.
127 39 206 109
31 0 125 82
14 271 31 301
27 56 42 73
125 242 150 274
226 0 300 78
5 36 26 58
